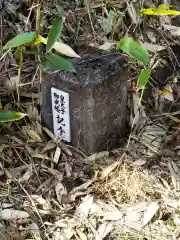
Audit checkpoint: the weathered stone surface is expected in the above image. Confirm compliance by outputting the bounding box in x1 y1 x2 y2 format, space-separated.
170 0 180 26
41 47 129 155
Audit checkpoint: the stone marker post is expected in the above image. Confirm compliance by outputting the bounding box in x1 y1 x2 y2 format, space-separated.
41 47 129 155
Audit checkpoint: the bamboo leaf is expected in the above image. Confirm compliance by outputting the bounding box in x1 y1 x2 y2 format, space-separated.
43 60 55 72
106 9 114 34
3 32 36 50
51 41 80 58
45 53 76 72
117 37 149 66
46 16 65 52
140 4 180 15
137 69 151 90
41 36 80 58
0 112 27 122
160 84 174 101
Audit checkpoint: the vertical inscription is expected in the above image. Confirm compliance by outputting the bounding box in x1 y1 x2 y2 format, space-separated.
51 87 71 142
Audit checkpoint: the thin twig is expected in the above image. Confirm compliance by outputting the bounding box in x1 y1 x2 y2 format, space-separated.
84 0 96 43
35 2 43 135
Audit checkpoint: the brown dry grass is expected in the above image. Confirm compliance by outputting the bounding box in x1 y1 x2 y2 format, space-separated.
93 163 161 204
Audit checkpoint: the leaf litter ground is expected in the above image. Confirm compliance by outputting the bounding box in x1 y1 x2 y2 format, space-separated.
1 0 180 239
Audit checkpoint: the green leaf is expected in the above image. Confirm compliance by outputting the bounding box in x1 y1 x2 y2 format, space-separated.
117 37 149 66
43 59 55 72
46 16 65 53
45 53 76 72
3 32 36 50
106 9 114 34
0 111 27 122
137 69 151 90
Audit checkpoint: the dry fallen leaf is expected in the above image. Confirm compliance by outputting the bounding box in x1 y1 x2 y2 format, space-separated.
55 182 67 204
168 161 180 189
95 222 114 240
101 210 123 221
131 93 146 133
8 165 29 178
164 198 180 209
127 2 139 24
27 105 40 121
28 222 42 240
0 223 6 238
126 209 142 223
70 172 98 195
160 84 174 101
76 229 88 240
4 75 19 90
27 129 42 141
163 24 180 36
126 202 149 213
53 146 61 164
146 30 156 43
36 121 43 135
30 195 51 211
84 151 109 162
74 195 94 218
22 126 42 141
32 154 51 161
52 230 63 240
0 203 14 209
143 202 159 226
142 42 166 52
139 124 165 156
41 36 80 58
53 227 74 240
123 202 149 230
99 161 120 179
65 161 72 177
53 42 81 58
132 159 147 167
98 42 116 51
18 165 33 183
55 218 78 228
89 203 103 215
0 209 29 220
41 142 56 153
